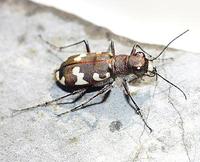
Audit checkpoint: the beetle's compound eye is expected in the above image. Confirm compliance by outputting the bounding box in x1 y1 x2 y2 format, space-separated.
128 54 148 77
136 52 145 57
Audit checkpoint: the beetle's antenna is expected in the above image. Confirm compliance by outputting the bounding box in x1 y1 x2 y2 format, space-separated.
153 71 187 100
151 30 189 61
38 34 61 51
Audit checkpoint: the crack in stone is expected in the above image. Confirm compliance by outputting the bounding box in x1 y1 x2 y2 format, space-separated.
168 88 191 162
132 105 151 162
132 145 143 162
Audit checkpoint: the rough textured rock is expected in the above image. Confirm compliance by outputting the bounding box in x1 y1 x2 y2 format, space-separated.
0 0 199 162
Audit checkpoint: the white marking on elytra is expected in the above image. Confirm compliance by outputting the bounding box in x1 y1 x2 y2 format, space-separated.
108 63 112 68
55 71 65 85
55 71 60 81
137 66 141 70
108 52 113 56
74 53 87 62
60 76 65 85
93 72 110 81
72 67 89 85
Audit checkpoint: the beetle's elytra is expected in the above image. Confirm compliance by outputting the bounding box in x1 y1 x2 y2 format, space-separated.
13 30 189 132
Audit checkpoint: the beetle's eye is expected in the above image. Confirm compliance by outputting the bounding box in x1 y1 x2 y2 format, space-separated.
137 52 145 57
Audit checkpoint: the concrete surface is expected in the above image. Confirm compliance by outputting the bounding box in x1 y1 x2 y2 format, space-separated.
0 0 199 162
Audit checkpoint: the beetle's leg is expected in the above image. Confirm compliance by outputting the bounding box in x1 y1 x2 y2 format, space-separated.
58 40 91 53
39 35 91 53
57 89 111 107
122 79 152 133
107 40 115 56
10 89 86 116
56 83 114 117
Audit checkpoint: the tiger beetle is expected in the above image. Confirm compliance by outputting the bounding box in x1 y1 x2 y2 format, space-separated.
12 30 189 132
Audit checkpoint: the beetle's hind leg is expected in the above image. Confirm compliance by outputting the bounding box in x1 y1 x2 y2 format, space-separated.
54 88 88 105
10 89 86 116
56 83 114 117
39 35 91 53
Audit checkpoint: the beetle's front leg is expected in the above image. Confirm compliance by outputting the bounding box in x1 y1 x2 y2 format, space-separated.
122 79 152 132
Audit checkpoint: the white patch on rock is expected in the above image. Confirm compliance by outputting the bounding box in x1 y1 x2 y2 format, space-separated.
72 66 89 85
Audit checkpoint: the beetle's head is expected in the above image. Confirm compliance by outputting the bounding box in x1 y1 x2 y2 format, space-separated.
127 30 189 99
128 51 155 77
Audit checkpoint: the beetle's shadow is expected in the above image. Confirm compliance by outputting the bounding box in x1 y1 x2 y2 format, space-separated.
57 90 111 107
56 81 105 93
55 81 111 106
56 81 150 115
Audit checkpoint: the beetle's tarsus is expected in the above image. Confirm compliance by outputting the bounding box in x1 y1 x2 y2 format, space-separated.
56 110 71 117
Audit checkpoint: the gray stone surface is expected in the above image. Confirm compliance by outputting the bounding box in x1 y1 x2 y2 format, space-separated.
0 0 199 161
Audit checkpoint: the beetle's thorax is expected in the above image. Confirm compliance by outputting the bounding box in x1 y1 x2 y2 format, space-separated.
113 55 129 75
